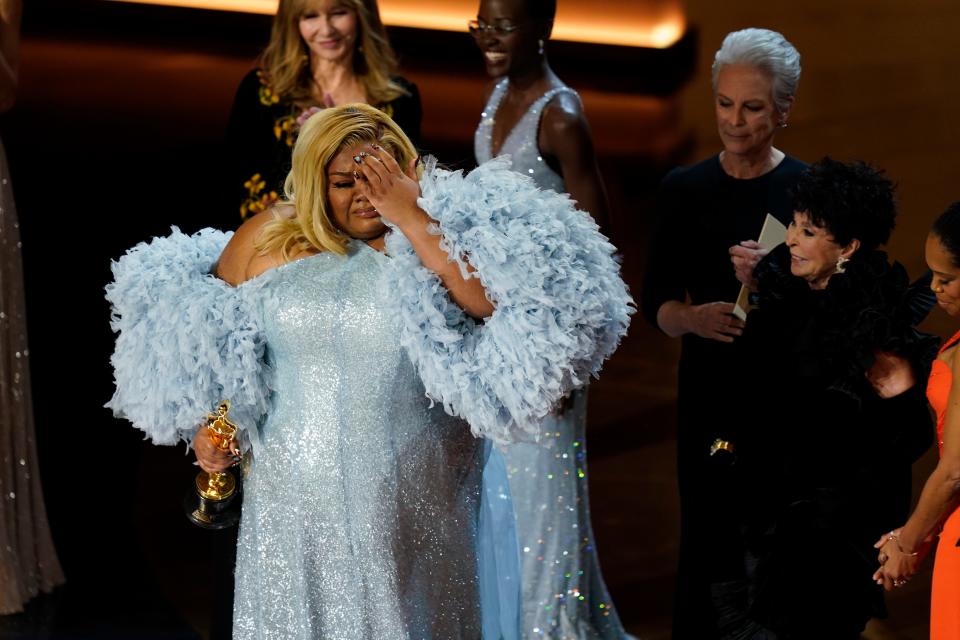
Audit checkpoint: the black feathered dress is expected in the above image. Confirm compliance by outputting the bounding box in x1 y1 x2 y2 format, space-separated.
732 244 936 638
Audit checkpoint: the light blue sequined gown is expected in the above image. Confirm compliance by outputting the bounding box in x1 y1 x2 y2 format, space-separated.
475 78 629 639
233 244 485 639
107 159 633 639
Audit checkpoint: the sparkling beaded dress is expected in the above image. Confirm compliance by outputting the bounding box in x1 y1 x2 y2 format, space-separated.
475 79 629 638
231 243 487 638
0 139 64 614
107 159 633 640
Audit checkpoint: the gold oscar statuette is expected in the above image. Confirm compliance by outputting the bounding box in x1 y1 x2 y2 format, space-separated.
184 400 242 529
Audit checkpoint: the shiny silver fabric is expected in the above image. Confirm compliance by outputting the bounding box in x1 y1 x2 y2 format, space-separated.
233 243 484 639
475 89 631 638
502 390 628 638
474 78 574 196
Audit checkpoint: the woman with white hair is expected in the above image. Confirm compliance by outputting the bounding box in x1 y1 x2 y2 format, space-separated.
640 28 805 638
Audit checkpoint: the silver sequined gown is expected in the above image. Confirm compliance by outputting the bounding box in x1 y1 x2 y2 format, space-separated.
0 139 64 614
233 243 486 639
475 79 629 638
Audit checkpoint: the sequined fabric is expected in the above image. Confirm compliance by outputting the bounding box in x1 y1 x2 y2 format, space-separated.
503 390 626 638
0 139 64 614
233 243 485 639
474 78 574 195
475 86 630 638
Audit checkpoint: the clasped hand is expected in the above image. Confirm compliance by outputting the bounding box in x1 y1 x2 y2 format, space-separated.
193 424 240 474
872 527 930 591
352 145 423 229
679 239 767 344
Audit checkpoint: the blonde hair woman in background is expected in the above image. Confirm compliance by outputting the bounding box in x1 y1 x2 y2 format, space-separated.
107 104 631 638
223 0 421 227
0 0 65 614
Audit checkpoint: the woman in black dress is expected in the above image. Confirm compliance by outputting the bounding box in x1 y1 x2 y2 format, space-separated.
640 27 805 638
736 158 934 637
223 0 421 227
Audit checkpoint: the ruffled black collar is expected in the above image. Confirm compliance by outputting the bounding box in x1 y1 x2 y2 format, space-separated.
752 244 937 401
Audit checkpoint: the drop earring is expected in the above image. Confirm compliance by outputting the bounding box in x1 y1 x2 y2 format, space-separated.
836 255 849 274
538 39 545 55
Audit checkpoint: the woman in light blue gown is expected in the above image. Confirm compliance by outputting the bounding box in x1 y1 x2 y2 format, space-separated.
106 104 631 639
472 0 630 636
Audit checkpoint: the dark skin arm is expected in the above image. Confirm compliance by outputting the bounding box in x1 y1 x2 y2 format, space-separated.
874 344 960 589
538 93 612 238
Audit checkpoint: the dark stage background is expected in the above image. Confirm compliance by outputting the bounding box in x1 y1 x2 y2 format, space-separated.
3 1 959 638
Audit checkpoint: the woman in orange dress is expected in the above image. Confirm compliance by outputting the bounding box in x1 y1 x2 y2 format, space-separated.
874 201 960 639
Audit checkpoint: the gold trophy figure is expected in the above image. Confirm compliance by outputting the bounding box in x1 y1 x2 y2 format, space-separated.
184 400 242 529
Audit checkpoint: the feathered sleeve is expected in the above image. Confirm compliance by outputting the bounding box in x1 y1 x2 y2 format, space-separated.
104 227 272 452
382 157 634 444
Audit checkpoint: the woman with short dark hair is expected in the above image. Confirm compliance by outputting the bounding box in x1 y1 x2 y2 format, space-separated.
735 157 935 637
471 0 629 636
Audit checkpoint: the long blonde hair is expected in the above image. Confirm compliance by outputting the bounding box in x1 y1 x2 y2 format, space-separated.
261 0 407 106
256 103 418 258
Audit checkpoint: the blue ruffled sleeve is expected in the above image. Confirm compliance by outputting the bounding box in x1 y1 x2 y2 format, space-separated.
382 157 634 444
105 227 271 451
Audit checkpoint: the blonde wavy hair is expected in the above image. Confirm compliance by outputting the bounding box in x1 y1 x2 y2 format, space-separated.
256 103 419 258
261 0 408 106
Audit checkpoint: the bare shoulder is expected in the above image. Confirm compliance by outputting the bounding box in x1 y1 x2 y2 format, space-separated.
540 92 594 157
215 209 286 286
542 91 587 128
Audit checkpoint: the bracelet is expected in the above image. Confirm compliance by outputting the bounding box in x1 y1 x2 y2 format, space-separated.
886 531 920 557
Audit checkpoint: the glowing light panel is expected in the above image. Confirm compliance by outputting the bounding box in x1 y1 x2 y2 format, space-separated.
106 0 686 49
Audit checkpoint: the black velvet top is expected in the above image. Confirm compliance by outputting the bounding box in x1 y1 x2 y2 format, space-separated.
221 69 422 229
642 154 807 370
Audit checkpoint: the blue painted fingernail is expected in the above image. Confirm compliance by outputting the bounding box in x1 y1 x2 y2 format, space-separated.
353 155 362 164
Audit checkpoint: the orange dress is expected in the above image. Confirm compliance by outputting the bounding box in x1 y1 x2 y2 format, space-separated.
926 329 960 639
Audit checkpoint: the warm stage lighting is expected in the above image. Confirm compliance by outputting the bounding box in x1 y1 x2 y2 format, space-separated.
105 0 687 49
